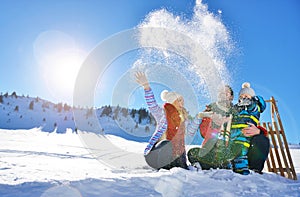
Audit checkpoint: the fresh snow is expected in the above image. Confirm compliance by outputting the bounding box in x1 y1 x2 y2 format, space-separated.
0 94 300 196
0 128 299 197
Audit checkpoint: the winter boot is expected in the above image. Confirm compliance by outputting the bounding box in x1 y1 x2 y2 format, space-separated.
232 155 250 175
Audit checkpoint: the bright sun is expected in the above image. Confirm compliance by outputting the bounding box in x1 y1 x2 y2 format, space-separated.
34 30 87 104
43 49 86 102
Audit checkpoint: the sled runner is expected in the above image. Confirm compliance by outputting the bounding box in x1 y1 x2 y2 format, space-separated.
262 97 297 180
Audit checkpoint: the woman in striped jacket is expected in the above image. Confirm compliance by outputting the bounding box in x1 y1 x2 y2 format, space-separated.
135 71 201 170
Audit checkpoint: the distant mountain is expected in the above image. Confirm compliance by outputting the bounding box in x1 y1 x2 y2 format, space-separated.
0 92 155 142
289 144 300 149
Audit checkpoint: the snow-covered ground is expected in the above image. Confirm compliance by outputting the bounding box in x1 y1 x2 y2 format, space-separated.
0 128 299 197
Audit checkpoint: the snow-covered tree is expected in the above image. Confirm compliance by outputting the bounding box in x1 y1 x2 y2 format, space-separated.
29 101 34 110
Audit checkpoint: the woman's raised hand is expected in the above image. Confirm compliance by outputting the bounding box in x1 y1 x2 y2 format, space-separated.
135 71 150 90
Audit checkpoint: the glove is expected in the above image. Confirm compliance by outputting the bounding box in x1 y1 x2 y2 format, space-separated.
252 95 266 113
197 111 213 119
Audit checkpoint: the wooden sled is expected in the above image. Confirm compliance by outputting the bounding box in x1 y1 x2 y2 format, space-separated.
261 96 297 180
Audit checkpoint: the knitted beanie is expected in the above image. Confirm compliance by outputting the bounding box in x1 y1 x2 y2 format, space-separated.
239 82 255 97
160 90 182 104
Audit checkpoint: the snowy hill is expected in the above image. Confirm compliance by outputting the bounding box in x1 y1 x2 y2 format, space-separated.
289 144 300 149
0 92 155 142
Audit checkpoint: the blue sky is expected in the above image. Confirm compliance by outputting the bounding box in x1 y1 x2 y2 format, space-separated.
0 0 299 143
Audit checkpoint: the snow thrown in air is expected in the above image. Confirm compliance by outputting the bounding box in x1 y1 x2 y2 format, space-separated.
134 0 234 107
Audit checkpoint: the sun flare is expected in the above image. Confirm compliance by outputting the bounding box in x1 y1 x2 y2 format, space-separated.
34 30 87 104
46 49 85 93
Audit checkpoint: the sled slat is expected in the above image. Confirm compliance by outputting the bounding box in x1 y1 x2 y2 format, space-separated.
273 121 293 179
267 122 284 177
274 121 293 179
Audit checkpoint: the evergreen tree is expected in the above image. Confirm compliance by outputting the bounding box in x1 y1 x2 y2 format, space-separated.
100 105 112 117
57 103 63 113
138 108 148 124
130 109 137 118
113 107 119 119
145 126 150 132
121 107 128 117
11 92 17 98
29 101 34 110
64 103 71 111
